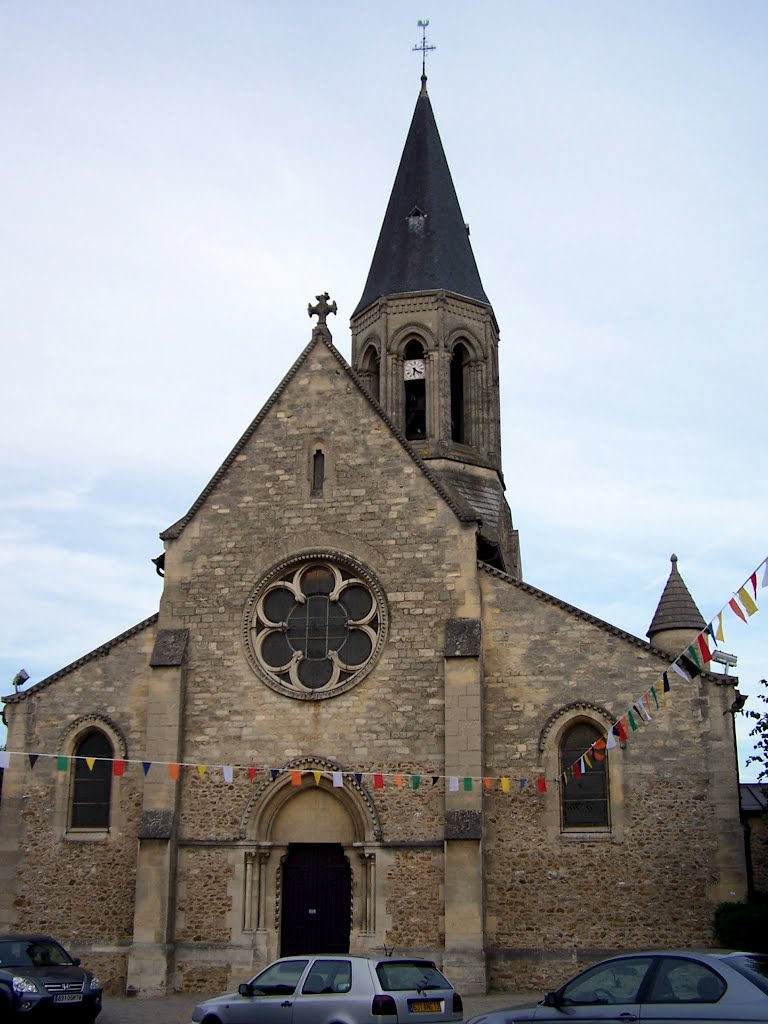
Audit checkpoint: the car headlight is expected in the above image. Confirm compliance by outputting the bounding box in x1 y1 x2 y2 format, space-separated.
12 976 40 994
89 976 102 991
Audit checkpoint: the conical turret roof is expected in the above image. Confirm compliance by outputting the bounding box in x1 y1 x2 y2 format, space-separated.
647 554 706 640
353 77 490 317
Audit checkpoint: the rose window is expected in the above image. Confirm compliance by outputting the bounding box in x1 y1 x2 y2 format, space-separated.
243 556 386 699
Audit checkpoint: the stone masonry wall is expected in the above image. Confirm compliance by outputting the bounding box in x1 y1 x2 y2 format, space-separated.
480 570 746 991
161 339 480 960
0 622 156 992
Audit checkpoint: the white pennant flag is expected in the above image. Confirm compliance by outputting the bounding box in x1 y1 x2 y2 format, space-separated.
606 730 616 750
448 777 459 792
332 771 344 788
762 559 768 589
222 766 234 784
0 751 9 769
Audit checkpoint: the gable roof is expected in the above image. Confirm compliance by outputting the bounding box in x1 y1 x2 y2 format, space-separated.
2 613 158 704
353 79 490 318
480 561 720 672
161 324 481 541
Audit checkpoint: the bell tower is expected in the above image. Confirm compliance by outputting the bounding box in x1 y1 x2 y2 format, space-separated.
351 75 520 578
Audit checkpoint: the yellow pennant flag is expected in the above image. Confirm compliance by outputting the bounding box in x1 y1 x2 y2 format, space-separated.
500 777 511 793
313 771 322 785
196 765 206 778
738 586 758 616
715 611 725 642
86 757 96 771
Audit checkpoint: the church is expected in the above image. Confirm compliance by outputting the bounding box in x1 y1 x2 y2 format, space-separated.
0 73 747 997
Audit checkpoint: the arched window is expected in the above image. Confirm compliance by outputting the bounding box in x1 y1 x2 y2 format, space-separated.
70 731 113 829
403 339 426 440
560 721 609 829
450 342 468 443
360 345 380 404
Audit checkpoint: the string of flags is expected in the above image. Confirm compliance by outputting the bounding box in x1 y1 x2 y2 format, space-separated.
2 557 765 794
559 556 767 786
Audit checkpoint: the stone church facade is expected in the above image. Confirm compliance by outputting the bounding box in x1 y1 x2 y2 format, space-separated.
0 77 747 997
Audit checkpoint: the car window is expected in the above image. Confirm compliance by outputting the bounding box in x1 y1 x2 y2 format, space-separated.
561 957 654 1005
302 959 352 994
376 960 451 992
0 940 72 968
723 954 768 997
252 959 309 995
646 958 726 1003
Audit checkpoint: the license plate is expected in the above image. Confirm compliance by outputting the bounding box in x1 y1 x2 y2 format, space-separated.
411 1000 442 1012
54 994 83 1003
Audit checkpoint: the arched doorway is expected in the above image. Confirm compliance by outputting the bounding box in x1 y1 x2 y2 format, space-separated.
280 843 351 955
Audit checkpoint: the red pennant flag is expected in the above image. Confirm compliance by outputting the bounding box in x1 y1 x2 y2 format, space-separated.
751 572 758 597
696 634 712 664
290 770 302 786
573 761 582 778
168 763 180 780
373 773 384 789
483 777 492 791
615 720 628 742
593 738 606 750
593 749 604 761
537 777 547 792
247 767 257 782
112 759 125 777
729 597 747 623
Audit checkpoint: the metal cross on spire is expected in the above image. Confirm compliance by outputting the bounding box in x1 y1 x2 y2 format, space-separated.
412 19 436 78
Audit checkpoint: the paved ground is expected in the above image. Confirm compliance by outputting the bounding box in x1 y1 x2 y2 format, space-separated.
99 990 543 1023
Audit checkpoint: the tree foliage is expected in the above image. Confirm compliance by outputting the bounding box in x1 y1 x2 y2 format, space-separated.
745 678 768 782
713 892 768 952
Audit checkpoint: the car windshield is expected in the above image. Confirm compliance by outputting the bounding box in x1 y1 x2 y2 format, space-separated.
723 954 768 996
376 960 451 992
0 939 74 968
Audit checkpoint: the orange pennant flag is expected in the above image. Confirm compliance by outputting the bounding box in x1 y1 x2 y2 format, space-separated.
729 597 747 623
290 770 302 786
393 774 404 787
168 763 180 780
483 777 492 791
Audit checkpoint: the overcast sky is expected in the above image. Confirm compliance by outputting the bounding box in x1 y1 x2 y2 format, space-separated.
1 1 766 778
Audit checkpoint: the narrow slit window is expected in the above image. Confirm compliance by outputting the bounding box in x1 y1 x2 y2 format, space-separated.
312 450 325 493
560 722 610 829
70 731 113 829
450 343 468 443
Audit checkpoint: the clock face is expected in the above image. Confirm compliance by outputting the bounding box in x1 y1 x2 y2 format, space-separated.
404 358 425 381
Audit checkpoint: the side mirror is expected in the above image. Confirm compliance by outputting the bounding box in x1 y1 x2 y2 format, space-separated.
72 958 81 966
239 983 254 997
542 991 560 1007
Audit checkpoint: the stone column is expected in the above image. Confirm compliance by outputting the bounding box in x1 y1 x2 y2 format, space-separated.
442 618 486 993
126 628 188 996
0 700 28 927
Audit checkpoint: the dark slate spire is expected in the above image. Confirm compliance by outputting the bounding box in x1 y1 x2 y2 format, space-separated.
647 554 706 640
353 78 490 317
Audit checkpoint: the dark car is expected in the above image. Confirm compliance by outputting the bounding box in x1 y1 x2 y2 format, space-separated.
0 933 103 1021
466 950 768 1023
190 953 463 1024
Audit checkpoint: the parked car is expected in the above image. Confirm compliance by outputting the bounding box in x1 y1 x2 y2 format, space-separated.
0 932 103 1020
466 950 768 1023
191 954 463 1024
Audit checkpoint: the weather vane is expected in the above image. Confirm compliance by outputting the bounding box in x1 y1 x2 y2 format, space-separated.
412 19 435 78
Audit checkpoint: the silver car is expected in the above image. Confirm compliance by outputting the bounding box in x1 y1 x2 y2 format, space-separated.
466 951 768 1023
190 954 463 1024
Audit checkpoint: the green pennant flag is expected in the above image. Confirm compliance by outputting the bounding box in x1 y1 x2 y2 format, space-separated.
463 777 473 791
650 686 660 709
56 756 68 771
686 644 702 669
412 775 421 790
627 709 638 731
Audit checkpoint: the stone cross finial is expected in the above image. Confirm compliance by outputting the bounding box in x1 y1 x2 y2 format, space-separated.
308 292 337 326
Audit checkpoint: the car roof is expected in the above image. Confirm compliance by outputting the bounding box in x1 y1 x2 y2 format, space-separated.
0 933 58 942
278 955 438 964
